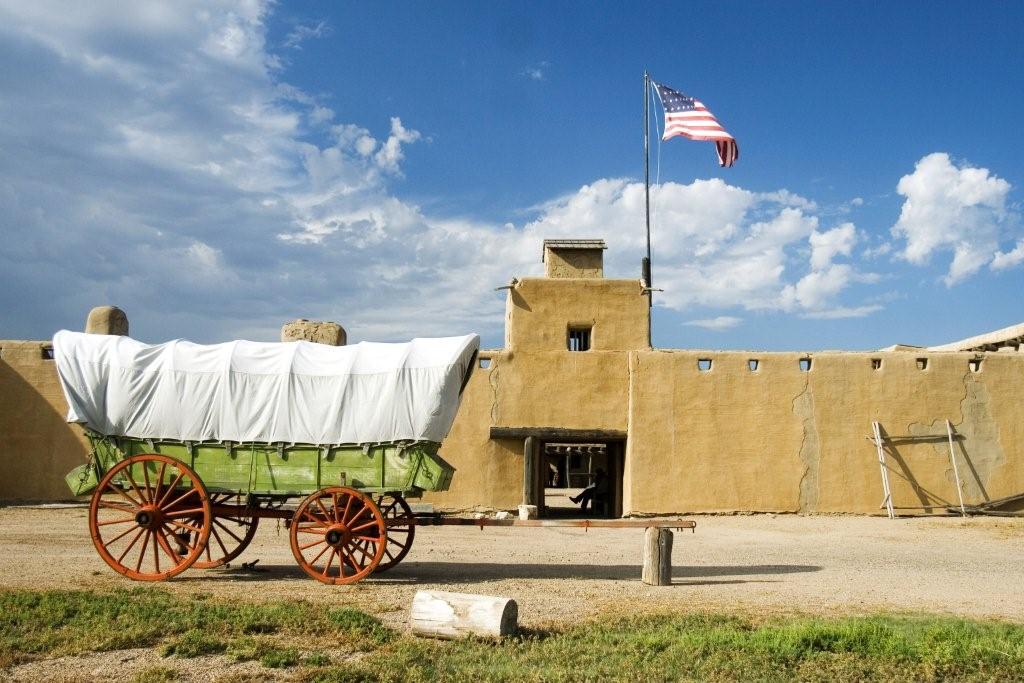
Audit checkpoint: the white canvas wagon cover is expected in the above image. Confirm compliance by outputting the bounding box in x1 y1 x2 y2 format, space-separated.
52 330 479 445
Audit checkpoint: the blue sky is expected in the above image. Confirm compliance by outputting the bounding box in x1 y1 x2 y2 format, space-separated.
1 2 1022 350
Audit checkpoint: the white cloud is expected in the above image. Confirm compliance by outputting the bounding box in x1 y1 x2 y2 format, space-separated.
524 179 875 316
684 316 742 331
283 20 330 50
992 241 1024 271
801 304 883 320
781 264 853 311
520 61 550 81
891 152 1013 285
373 117 422 175
0 0 887 345
809 223 857 270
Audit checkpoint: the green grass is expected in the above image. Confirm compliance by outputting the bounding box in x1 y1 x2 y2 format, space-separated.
0 588 391 666
2 589 1024 681
130 664 179 683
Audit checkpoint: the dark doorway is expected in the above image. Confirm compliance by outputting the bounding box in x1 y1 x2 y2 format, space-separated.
540 440 623 518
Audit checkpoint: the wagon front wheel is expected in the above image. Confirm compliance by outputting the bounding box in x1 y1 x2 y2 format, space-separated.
88 454 212 581
289 487 386 585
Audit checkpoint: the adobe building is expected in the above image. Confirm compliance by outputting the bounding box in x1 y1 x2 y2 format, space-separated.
2 240 1023 515
423 239 1024 516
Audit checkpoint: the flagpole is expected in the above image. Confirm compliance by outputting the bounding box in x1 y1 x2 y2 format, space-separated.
643 71 653 343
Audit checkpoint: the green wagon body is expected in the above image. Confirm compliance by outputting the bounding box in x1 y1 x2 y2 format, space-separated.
66 431 454 499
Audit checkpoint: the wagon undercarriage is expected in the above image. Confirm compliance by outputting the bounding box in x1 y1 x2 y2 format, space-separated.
89 452 419 585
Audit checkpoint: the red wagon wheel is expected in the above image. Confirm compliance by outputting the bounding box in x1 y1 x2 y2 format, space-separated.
289 486 386 585
192 493 259 569
372 494 416 573
88 453 211 581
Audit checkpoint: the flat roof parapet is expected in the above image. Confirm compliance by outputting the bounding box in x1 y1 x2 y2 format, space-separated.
541 239 607 260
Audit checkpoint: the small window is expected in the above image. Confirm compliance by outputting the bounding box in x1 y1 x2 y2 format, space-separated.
41 347 55 360
799 358 812 372
748 359 759 372
479 358 491 369
697 358 712 372
916 358 928 371
969 358 982 372
871 358 882 370
568 327 591 352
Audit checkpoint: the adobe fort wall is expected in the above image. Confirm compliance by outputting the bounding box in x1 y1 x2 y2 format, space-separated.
423 345 1023 515
2 250 1021 513
0 341 90 501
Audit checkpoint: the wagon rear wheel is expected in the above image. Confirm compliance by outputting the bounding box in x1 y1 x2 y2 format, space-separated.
289 487 386 585
372 494 416 573
192 493 259 569
88 453 212 581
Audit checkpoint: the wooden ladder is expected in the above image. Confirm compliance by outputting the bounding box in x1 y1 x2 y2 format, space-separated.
871 419 967 519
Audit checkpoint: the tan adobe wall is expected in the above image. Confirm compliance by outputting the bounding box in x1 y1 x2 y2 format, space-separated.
543 248 604 279
506 278 650 352
0 341 90 501
624 349 1023 515
423 348 630 511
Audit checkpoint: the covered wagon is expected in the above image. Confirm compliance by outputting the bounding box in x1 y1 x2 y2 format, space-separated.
53 329 478 584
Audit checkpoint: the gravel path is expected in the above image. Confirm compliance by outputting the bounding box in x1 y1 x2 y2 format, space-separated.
2 505 1022 626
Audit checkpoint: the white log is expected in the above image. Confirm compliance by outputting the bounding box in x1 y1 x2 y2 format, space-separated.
641 527 673 586
410 590 518 639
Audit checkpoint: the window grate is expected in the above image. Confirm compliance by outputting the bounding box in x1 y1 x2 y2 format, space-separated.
568 327 591 352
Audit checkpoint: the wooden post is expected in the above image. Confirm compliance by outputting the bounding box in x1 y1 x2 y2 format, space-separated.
523 436 538 506
641 527 673 586
410 590 518 639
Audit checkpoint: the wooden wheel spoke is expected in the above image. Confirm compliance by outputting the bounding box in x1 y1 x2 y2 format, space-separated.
155 529 181 563
107 484 143 508
340 548 361 573
296 525 328 534
105 523 142 548
341 494 353 525
302 508 327 524
97 516 136 527
151 530 161 573
308 543 332 565
135 531 152 573
125 469 149 504
209 526 230 558
212 519 245 545
370 494 414 574
164 487 199 511
165 506 206 518
153 461 167 508
347 504 371 525
98 499 138 514
168 519 203 534
321 548 337 576
299 538 327 550
156 472 185 507
314 496 332 521
116 528 147 563
350 519 382 533
354 533 385 545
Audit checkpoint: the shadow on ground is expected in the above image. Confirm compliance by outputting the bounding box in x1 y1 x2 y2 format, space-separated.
190 562 822 584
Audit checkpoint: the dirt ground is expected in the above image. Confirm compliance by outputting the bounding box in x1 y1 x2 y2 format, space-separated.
2 505 1023 626
3 505 1023 681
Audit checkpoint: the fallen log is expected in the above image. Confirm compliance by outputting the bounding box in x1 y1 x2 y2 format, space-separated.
410 590 518 639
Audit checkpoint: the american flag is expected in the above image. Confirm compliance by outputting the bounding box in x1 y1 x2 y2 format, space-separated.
653 81 739 167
